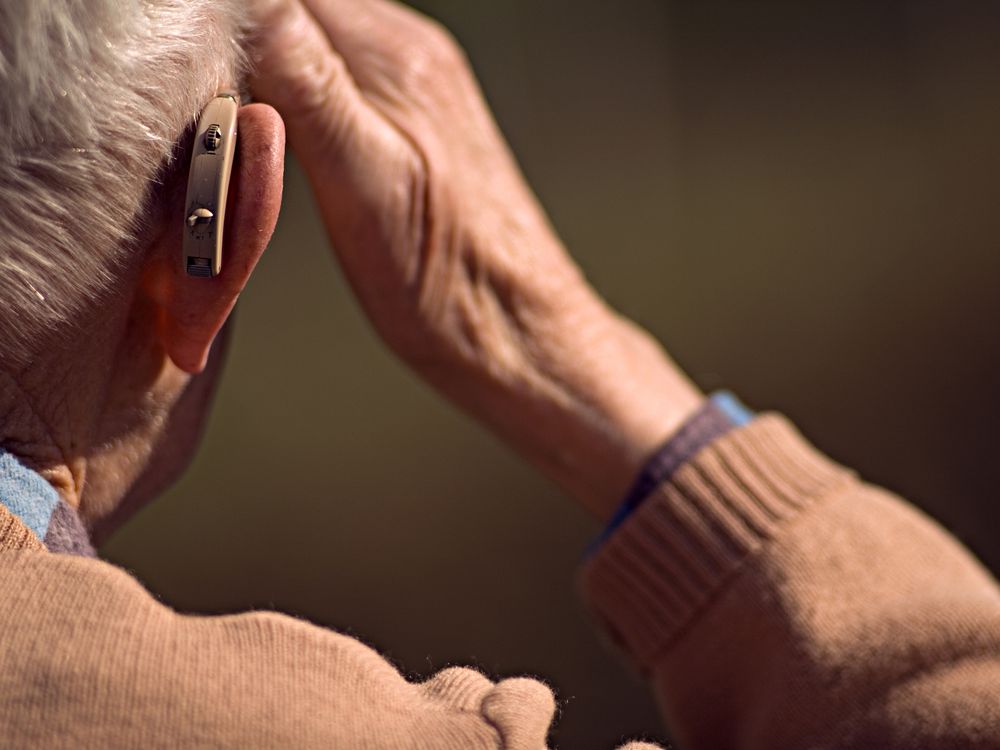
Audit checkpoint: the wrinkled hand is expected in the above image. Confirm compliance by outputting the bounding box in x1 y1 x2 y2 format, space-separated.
251 0 701 517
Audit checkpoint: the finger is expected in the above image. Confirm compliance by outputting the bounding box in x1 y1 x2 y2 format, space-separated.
298 0 426 49
249 0 368 170
298 0 457 85
291 0 478 154
248 0 423 279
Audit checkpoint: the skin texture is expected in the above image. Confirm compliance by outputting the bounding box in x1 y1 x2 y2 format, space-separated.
0 0 701 542
250 0 703 519
0 104 286 543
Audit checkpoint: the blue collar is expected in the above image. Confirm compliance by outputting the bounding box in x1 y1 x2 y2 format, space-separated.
0 448 96 556
0 449 61 539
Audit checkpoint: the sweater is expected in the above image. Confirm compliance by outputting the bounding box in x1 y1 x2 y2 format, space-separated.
0 415 998 748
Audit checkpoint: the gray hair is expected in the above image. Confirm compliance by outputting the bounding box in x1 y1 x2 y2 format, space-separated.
0 0 247 362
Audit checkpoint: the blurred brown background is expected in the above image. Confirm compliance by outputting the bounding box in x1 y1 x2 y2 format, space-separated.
102 2 1000 747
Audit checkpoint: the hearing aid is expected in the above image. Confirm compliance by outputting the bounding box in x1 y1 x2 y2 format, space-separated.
183 92 239 278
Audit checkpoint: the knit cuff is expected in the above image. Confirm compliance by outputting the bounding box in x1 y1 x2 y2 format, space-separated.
578 414 854 668
588 394 745 556
0 504 46 552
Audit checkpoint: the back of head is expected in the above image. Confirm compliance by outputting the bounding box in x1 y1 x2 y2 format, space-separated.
0 0 246 363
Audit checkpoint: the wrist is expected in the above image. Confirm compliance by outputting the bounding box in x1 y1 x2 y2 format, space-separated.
396 228 703 517
421 277 703 519
529 299 704 519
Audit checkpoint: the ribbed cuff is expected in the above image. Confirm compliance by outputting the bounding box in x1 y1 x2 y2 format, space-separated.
0 505 46 551
578 414 854 668
588 394 746 557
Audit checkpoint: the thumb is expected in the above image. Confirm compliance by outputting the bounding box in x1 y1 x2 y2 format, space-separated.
251 0 425 302
248 0 421 265
249 0 366 174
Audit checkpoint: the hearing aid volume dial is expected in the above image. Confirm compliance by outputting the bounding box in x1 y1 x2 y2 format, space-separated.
187 207 214 228
204 124 223 151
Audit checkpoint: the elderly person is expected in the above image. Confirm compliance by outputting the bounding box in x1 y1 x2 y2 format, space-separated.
0 0 998 747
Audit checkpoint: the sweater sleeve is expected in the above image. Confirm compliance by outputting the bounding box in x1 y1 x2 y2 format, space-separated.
579 414 1000 749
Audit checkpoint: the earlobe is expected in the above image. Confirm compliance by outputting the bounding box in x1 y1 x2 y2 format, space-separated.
146 103 286 374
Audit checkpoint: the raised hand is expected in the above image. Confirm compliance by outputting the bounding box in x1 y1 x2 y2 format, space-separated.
250 0 702 517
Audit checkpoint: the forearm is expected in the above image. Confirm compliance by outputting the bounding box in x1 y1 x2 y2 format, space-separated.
249 0 704 519
414 277 703 520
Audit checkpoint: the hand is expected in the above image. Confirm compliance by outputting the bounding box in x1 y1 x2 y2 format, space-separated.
250 0 702 518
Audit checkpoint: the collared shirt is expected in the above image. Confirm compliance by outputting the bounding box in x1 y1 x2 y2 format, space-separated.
0 450 95 556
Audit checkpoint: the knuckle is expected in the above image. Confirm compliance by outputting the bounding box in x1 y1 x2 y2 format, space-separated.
425 23 469 72
390 1 461 54
277 51 354 147
293 49 350 115
253 2 354 129
396 17 468 80
419 18 465 63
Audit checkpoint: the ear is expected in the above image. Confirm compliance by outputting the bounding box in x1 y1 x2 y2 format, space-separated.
144 103 285 374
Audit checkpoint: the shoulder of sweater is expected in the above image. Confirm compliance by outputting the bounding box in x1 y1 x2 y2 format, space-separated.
0 548 412 686
0 550 592 748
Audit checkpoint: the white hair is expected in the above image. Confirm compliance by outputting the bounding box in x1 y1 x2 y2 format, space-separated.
0 0 247 362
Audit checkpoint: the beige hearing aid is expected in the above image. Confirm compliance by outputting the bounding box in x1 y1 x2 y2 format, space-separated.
183 92 239 278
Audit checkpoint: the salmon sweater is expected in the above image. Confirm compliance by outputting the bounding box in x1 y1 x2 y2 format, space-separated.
0 415 998 748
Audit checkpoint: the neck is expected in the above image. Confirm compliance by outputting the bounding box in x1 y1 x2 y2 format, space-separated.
0 230 213 544
0 283 134 521
0 365 89 510
0 423 100 557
